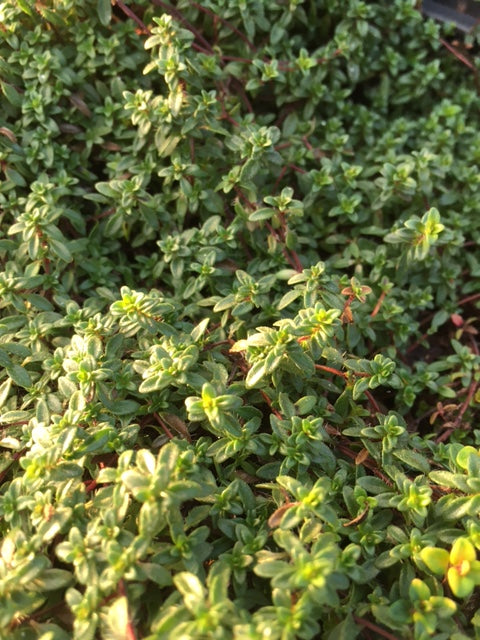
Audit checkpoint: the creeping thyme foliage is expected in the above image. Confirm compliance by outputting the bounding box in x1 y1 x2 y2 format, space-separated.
1 0 480 638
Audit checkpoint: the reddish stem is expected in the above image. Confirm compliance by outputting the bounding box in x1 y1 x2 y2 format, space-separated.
190 2 257 51
273 165 288 192
192 42 214 54
337 444 393 486
353 616 400 640
0 420 29 428
260 390 283 419
204 339 234 351
370 290 387 318
84 478 97 492
118 580 138 640
365 390 381 414
221 55 254 64
154 413 174 440
238 85 254 113
114 0 151 34
89 207 116 222
405 332 429 354
287 248 303 272
217 86 240 126
436 378 478 443
315 364 347 378
264 219 303 272
458 292 480 306
0 450 26 486
440 38 474 70
152 0 214 53
287 163 306 174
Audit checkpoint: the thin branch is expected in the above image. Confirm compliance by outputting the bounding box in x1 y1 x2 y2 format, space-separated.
315 364 347 378
0 450 26 486
151 0 214 53
440 37 474 70
439 37 480 93
260 389 283 419
118 580 138 640
286 248 303 272
365 390 381 414
457 291 480 306
286 163 306 174
370 289 387 318
114 0 151 35
154 413 175 440
353 616 401 640
435 335 479 443
189 1 257 51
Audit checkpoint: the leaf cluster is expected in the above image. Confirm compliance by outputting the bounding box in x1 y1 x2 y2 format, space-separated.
0 0 480 639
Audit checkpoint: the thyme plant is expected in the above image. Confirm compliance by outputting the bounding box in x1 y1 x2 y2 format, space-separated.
0 1 480 638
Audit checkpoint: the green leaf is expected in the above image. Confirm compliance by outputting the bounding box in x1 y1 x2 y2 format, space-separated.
155 443 179 486
4 167 27 187
277 288 302 310
295 395 317 415
0 410 30 424
393 449 430 473
34 569 73 591
254 560 288 578
174 572 205 615
1 81 23 107
37 5 66 26
429 471 468 491
207 561 231 605
357 476 391 494
245 360 267 388
136 449 157 476
352 377 369 400
450 537 476 564
101 596 129 639
419 547 449 575
110 400 140 415
18 555 50 585
37 508 73 542
139 372 174 393
429 596 456 618
96 182 117 197
0 379 12 409
434 496 475 520
191 317 209 342
3 343 31 359
139 562 171 587
448 568 475 598
121 471 151 501
7 364 32 389
325 613 361 640
97 0 112 26
248 207 275 222
16 0 35 15
158 135 181 157
409 578 431 601
58 377 78 398
0 349 12 368
49 237 72 262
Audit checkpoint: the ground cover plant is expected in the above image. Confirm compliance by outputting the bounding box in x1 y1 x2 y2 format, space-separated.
1 0 480 638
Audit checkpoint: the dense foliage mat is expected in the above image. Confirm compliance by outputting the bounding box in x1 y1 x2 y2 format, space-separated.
1 0 480 638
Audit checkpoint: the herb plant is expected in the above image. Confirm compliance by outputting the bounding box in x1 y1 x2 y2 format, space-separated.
0 0 480 638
